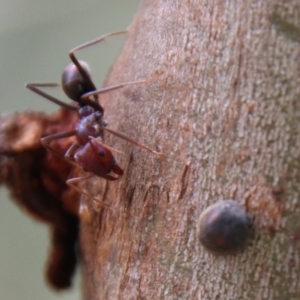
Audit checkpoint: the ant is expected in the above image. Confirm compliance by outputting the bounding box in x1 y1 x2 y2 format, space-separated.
26 31 164 202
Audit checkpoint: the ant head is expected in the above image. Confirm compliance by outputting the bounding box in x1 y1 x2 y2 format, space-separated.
75 140 120 177
62 60 91 102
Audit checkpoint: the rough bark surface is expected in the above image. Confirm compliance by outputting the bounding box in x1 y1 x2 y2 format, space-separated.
80 1 300 299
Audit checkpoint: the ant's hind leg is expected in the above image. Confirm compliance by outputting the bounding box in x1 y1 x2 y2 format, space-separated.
66 174 110 207
69 30 128 95
41 130 77 159
26 83 77 111
70 31 127 57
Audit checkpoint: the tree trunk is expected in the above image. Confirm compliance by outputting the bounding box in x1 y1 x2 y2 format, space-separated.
79 1 300 299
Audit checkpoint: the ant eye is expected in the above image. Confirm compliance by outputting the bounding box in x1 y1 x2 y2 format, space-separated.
98 150 105 157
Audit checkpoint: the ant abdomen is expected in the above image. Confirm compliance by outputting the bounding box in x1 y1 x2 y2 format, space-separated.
76 115 100 145
62 60 91 102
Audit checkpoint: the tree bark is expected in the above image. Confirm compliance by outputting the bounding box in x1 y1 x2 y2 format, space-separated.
80 1 300 299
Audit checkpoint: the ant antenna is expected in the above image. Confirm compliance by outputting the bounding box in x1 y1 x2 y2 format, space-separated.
88 136 123 155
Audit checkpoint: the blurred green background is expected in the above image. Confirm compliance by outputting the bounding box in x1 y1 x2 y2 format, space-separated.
0 1 139 299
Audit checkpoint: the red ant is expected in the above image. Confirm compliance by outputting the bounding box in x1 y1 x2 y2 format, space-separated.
26 31 164 202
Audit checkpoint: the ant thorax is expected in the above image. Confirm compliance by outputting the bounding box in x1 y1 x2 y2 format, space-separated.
76 107 104 145
78 106 94 118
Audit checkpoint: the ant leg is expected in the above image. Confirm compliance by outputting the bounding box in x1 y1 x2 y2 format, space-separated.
103 127 166 158
66 174 110 207
88 136 123 155
82 72 164 100
102 174 119 181
26 83 77 111
69 30 127 94
41 130 77 159
63 141 84 169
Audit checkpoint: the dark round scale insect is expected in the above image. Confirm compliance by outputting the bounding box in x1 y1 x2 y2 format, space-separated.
198 200 253 254
26 31 164 202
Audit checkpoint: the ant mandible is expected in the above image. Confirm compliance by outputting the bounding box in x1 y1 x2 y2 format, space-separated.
26 31 164 202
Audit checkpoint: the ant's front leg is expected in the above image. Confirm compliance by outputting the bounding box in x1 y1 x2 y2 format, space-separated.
41 130 77 159
26 83 77 111
66 174 110 207
64 141 87 170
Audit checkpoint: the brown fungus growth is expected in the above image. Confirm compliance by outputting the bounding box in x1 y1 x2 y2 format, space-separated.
0 109 80 289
